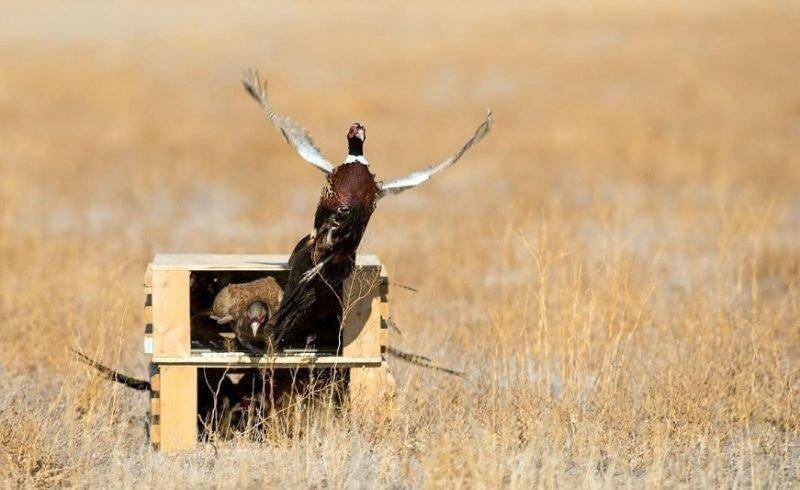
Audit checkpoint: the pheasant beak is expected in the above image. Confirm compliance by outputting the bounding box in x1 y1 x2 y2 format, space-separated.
348 123 366 141
250 321 260 337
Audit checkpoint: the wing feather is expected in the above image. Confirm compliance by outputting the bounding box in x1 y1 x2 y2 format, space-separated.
242 69 334 174
377 110 493 199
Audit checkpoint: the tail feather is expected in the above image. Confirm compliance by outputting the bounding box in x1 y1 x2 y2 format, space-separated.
71 348 151 391
385 346 465 378
388 282 418 293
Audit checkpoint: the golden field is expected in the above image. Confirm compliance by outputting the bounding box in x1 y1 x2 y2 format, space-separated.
1 0 798 486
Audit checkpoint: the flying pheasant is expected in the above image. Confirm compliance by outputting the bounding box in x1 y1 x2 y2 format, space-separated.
207 276 283 353
242 69 493 346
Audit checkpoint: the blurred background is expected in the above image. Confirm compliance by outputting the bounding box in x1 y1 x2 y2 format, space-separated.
0 1 798 486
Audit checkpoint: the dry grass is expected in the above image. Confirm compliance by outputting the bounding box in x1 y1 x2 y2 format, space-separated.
1 0 799 486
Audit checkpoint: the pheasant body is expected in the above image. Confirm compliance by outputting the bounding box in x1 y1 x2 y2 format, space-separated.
210 276 283 352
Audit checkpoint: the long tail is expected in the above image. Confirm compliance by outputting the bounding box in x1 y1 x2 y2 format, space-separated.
71 348 151 391
388 282 418 293
384 346 465 378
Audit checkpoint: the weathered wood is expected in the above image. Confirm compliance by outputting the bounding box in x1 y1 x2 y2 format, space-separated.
379 264 389 299
143 300 153 354
158 365 197 452
378 265 390 350
150 368 160 392
381 321 389 348
143 303 153 324
379 298 390 322
152 269 190 358
151 354 382 367
143 265 154 355
149 365 161 448
144 264 153 288
342 266 382 358
150 424 161 448
349 363 395 416
151 253 381 271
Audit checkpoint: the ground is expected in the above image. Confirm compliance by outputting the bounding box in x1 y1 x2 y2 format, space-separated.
0 0 798 486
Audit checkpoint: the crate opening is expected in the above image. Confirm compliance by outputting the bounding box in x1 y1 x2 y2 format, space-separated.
190 270 344 354
196 367 348 440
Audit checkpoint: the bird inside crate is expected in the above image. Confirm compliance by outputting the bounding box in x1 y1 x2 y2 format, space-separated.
190 272 284 353
189 271 343 355
144 254 387 361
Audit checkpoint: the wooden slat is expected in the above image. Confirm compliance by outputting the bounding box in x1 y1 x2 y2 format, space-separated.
144 264 153 288
379 301 389 323
149 364 161 447
143 299 153 354
379 267 390 319
150 369 160 393
143 335 153 355
379 264 389 300
151 354 382 367
151 254 381 271
379 267 390 347
152 269 190 358
159 365 197 452
150 424 161 447
342 266 382 358
381 323 389 347
380 294 390 350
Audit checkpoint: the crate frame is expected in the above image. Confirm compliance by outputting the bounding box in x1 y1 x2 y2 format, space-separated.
143 254 394 452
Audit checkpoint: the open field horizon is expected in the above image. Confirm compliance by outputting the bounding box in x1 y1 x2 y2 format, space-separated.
0 1 798 486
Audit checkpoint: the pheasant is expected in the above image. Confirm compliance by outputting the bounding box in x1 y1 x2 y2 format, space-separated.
207 276 283 353
242 69 493 347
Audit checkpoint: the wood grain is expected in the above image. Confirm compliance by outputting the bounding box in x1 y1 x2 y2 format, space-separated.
158 365 197 452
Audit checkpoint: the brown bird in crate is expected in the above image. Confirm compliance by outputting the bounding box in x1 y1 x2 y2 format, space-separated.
242 69 493 346
208 276 283 353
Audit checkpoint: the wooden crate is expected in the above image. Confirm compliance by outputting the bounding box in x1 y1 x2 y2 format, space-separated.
143 254 394 452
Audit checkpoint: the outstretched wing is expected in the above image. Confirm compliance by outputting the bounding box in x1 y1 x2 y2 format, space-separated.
377 110 493 199
242 69 334 174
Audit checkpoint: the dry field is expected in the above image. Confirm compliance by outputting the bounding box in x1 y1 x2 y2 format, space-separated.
1 1 799 487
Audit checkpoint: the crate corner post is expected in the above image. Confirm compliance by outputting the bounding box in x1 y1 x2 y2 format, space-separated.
151 268 191 358
157 365 198 452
